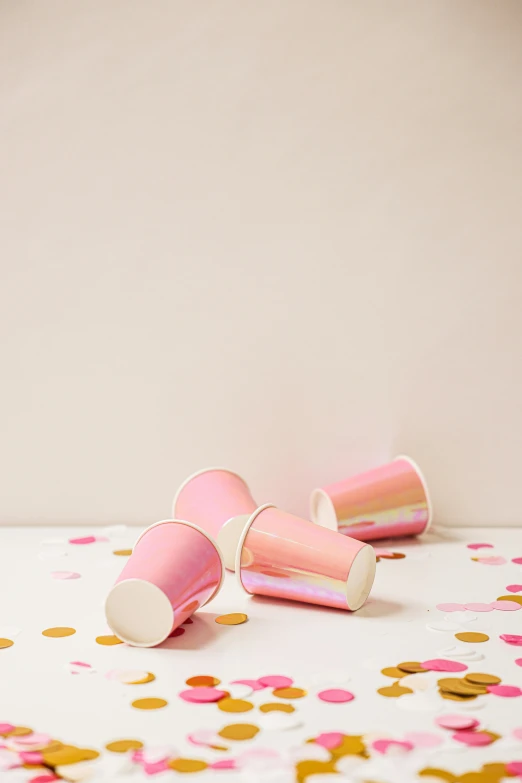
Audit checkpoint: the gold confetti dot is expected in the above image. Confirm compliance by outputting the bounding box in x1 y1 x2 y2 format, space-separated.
95 635 123 646
381 667 408 679
217 698 254 713
168 758 208 773
377 683 413 698
418 769 457 782
0 638 14 649
215 613 248 625
455 632 489 643
496 594 522 606
8 727 33 737
42 627 76 638
464 673 501 685
106 739 144 753
272 687 307 699
259 702 295 713
131 698 168 710
397 661 428 673
113 549 133 556
218 724 259 741
186 675 221 687
128 672 155 685
43 745 99 766
440 691 476 702
296 760 337 783
329 735 366 758
438 677 487 696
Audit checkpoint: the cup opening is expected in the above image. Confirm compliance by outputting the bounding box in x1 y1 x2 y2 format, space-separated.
345 545 376 610
309 488 338 531
105 579 174 648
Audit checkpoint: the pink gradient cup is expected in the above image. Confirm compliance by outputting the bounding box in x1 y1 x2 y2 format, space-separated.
236 504 376 611
105 519 224 647
173 468 258 569
310 455 432 541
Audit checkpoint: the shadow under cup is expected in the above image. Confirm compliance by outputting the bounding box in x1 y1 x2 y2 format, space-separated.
105 520 224 647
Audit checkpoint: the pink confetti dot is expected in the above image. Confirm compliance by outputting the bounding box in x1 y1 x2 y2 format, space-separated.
143 761 169 775
452 730 495 746
315 732 344 750
515 659 522 667
506 762 522 775
372 739 413 754
258 675 293 689
179 687 228 703
317 688 354 703
94 536 109 542
16 733 52 746
436 714 479 731
421 659 468 673
476 556 507 565
211 760 237 770
467 543 494 550
0 724 15 734
491 600 521 611
20 751 44 765
513 557 522 564
436 603 466 612
500 634 522 646
463 602 494 612
231 679 266 691
29 776 59 783
507 585 522 593
513 727 522 740
68 536 97 545
403 732 443 748
51 571 81 580
487 684 522 697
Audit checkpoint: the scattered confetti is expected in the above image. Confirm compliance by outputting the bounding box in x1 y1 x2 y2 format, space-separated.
168 758 208 772
516 658 522 667
170 627 185 637
95 635 123 646
186 675 221 687
179 687 228 703
452 730 496 746
475 556 507 565
496 594 522 606
0 638 14 649
42 627 76 638
272 687 307 699
436 714 479 730
218 724 259 741
455 632 489 643
491 600 521 610
499 634 522 646
467 543 493 550
464 673 501 685
131 698 168 710
507 584 522 592
378 683 413 697
69 536 97 545
486 684 522 697
258 675 293 688
317 688 355 703
463 603 494 612
112 549 132 556
259 702 295 713
513 557 522 564
421 659 468 673
215 613 248 625
106 740 143 753
217 698 254 713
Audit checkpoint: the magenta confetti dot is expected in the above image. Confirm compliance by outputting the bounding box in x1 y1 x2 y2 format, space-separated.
258 675 293 689
28 776 58 783
467 543 494 550
507 762 522 776
516 659 522 667
436 714 479 731
507 585 522 593
463 602 494 612
315 732 344 750
179 687 228 703
491 600 521 611
436 603 466 612
477 556 507 565
500 634 522 646
513 558 522 565
69 536 97 545
231 679 266 691
372 739 413 754
169 627 185 637
0 723 15 734
20 751 44 765
183 618 193 625
452 730 495 746
421 659 468 673
143 761 169 775
317 688 355 703
487 684 522 697
403 731 443 748
211 760 237 770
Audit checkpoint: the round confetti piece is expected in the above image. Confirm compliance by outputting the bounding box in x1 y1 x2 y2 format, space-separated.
455 632 489 643
315 732 344 750
436 603 466 612
169 627 185 638
463 603 494 612
381 667 408 679
258 675 293 689
372 739 413 754
486 684 522 697
131 698 168 710
403 732 443 748
421 659 468 673
0 638 14 649
51 572 81 580
464 673 501 685
8 726 33 736
231 679 266 691
69 536 97 545
467 543 493 550
513 727 522 740
186 675 221 687
129 672 155 685
259 702 295 713
272 687 307 699
217 698 254 713
507 584 522 593
440 692 477 702
106 739 143 753
0 723 15 734
452 730 495 746
513 557 522 564
112 549 133 556
516 658 522 667
436 714 479 730
397 662 428 674
476 556 507 565
210 759 237 770
500 633 522 645
183 617 193 624
377 683 414 697
95 635 123 645
215 613 248 625
180 687 228 703
218 724 259 741
168 758 208 773
496 594 522 606
491 600 521 611
42 627 76 638
438 677 487 696
418 769 457 782
296 760 337 780
317 688 354 703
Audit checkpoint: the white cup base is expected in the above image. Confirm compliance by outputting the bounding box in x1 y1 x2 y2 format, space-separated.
105 579 174 647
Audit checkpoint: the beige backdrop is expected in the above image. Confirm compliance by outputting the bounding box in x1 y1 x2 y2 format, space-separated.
1 0 522 526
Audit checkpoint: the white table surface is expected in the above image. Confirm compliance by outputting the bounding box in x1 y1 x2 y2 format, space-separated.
1 525 522 782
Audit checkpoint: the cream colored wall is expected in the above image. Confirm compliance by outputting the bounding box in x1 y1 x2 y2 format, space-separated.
1 0 522 526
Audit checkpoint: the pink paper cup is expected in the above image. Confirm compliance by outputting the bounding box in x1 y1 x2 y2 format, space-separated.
236 505 376 611
105 519 224 647
310 455 432 541
173 468 258 569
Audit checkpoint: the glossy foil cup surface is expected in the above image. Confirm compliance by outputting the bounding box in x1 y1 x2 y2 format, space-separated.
105 519 224 647
236 505 376 611
310 455 432 541
173 468 257 569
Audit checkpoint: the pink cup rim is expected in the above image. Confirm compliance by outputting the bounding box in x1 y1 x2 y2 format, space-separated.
172 467 251 515
234 504 276 595
135 518 226 607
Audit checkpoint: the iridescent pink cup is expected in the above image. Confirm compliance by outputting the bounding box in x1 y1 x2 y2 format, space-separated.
236 504 376 611
105 519 224 647
173 468 258 570
310 455 432 541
